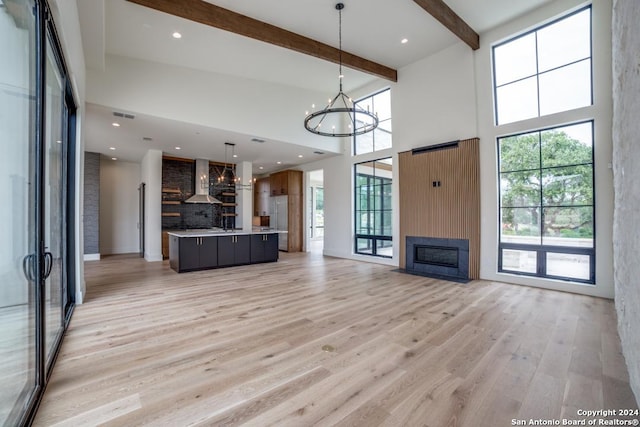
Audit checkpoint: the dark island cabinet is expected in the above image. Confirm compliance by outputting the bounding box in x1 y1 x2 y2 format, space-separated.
250 234 279 263
169 235 218 272
217 235 251 266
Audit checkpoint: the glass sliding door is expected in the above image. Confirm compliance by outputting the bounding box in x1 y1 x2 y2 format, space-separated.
43 30 66 373
0 0 38 424
1 0 75 423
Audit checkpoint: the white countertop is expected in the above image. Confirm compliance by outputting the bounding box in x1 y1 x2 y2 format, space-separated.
168 229 283 238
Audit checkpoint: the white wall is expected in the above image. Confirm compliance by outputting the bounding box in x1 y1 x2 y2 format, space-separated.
394 42 478 151
141 149 163 261
99 158 141 255
298 42 478 266
475 0 614 298
87 55 341 154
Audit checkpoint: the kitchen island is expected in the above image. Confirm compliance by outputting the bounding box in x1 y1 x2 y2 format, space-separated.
168 230 279 273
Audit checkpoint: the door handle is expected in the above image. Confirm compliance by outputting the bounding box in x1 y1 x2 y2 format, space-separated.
22 254 36 282
44 251 53 279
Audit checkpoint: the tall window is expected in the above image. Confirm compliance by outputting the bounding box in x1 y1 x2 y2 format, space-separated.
498 122 594 283
354 88 392 155
493 6 592 125
354 159 392 257
493 6 595 284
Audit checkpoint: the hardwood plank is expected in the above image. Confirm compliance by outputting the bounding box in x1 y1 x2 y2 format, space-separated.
517 372 566 420
32 253 637 426
126 0 397 82
413 0 480 50
48 394 142 427
561 372 603 421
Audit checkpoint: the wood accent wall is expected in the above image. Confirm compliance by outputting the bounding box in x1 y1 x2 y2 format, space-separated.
399 138 480 279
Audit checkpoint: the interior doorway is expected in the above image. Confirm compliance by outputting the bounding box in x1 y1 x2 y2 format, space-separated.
307 169 324 254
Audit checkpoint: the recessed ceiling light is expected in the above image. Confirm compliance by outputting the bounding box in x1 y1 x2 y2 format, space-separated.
233 154 238 158
175 147 181 150
259 166 264 170
111 157 118 161
112 122 120 127
109 147 116 150
172 32 182 39
298 155 303 158
276 161 282 165
401 38 409 44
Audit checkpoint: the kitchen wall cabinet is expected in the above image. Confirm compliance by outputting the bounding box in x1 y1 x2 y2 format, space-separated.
269 170 301 196
254 177 270 216
169 235 218 272
250 233 279 263
217 234 251 266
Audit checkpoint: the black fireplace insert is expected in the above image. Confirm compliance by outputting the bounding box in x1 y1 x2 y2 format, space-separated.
406 236 469 282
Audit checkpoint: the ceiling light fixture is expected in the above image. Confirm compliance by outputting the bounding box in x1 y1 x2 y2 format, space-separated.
109 147 116 150
172 31 182 39
303 3 378 137
175 146 181 150
213 142 252 191
112 122 120 127
401 38 409 44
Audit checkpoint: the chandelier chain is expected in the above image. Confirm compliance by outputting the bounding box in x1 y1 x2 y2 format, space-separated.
338 5 343 92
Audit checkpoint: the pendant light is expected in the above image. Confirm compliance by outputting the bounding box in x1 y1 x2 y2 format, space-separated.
303 3 379 137
213 142 253 191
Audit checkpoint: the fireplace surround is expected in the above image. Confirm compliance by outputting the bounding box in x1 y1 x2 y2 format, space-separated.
405 236 470 282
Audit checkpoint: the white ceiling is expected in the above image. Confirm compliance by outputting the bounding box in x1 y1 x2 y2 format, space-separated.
84 103 332 175
78 0 553 168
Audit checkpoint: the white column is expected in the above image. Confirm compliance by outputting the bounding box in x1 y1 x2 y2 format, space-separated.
236 161 253 231
141 149 163 261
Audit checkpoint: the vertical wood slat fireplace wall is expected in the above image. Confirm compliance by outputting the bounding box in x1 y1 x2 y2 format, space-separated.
398 138 480 279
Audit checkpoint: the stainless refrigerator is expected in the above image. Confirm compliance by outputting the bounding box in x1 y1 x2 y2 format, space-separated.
270 195 288 251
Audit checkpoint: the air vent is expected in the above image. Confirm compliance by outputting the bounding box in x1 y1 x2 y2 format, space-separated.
112 111 136 120
313 151 325 155
251 138 265 143
142 137 153 141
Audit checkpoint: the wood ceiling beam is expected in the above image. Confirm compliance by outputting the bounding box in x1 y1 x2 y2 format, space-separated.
413 0 480 50
126 0 398 82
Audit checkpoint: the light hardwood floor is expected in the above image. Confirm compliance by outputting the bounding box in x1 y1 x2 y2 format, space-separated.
33 252 638 426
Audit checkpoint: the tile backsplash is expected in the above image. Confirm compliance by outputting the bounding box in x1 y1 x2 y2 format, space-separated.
162 158 232 230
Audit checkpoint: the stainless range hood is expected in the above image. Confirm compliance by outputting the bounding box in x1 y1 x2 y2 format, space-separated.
184 159 222 204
